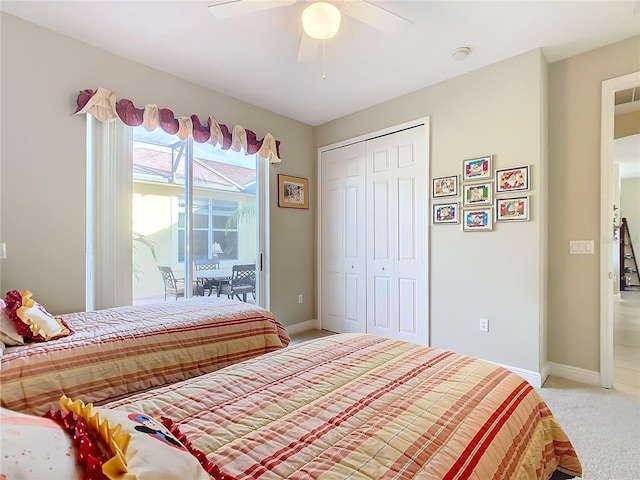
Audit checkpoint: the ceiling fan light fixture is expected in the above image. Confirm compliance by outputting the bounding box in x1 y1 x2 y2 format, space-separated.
301 2 341 40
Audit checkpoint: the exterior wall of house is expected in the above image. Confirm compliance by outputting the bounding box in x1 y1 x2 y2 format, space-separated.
0 12 316 327
316 49 547 374
132 182 256 299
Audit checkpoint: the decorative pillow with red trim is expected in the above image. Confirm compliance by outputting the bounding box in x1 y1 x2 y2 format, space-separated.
0 298 24 346
0 407 84 480
4 290 72 342
60 395 221 480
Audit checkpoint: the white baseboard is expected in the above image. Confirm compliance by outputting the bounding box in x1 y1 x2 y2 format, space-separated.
285 319 319 335
492 362 544 388
546 362 600 387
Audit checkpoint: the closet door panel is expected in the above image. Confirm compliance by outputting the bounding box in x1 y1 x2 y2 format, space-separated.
394 127 428 344
320 142 366 334
373 274 392 330
321 159 344 334
366 135 397 338
397 176 416 260
372 180 393 260
398 277 418 335
342 151 366 333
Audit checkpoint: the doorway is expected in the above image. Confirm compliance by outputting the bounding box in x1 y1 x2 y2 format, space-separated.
600 71 640 393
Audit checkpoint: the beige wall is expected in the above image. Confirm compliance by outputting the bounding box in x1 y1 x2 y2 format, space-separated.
615 111 640 139
0 13 316 326
548 36 640 371
2 11 638 375
317 49 547 373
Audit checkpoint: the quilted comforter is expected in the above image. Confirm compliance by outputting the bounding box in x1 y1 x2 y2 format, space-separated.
0 297 289 416
105 333 582 480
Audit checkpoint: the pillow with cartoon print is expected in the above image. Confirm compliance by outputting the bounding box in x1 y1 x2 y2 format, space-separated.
61 396 214 480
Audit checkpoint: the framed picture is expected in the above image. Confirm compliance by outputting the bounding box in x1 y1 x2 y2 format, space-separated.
495 165 529 193
278 174 309 209
432 175 459 198
462 155 492 181
462 181 492 206
496 196 530 221
432 202 460 224
463 208 493 231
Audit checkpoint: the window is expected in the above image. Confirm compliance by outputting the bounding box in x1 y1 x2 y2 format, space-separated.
178 197 239 262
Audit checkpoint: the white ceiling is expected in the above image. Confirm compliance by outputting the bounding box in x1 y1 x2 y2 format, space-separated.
1 1 639 126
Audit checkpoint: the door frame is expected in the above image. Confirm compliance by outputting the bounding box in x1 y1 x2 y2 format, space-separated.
316 116 430 339
600 71 640 388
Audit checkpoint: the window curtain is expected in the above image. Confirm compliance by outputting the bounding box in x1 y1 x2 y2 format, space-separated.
78 87 278 309
86 115 133 310
74 87 282 163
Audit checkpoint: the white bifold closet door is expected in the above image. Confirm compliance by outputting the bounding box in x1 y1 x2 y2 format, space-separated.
319 121 428 344
365 128 427 344
320 142 367 334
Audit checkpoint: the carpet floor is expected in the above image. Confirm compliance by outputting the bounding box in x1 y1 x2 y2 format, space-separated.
538 376 640 479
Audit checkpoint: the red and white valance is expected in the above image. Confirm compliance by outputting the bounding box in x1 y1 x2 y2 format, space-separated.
74 87 281 163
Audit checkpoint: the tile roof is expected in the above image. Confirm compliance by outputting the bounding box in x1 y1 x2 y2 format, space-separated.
133 145 256 192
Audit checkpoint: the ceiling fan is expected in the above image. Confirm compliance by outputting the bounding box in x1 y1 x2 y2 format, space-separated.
207 0 412 62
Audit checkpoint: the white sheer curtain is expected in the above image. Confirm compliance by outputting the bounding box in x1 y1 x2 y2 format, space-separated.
86 115 133 310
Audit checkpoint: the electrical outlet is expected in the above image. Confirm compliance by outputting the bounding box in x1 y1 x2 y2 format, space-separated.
298 294 303 304
479 318 489 332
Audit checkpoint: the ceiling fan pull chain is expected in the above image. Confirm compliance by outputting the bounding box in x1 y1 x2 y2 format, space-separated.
322 40 327 80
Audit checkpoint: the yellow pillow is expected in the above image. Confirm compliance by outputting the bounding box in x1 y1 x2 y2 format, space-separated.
0 407 83 479
61 396 214 480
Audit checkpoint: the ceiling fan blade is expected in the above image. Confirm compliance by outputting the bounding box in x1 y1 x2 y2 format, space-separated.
208 0 295 19
297 33 319 63
341 0 412 34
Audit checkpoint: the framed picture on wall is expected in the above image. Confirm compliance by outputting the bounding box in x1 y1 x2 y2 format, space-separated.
496 196 530 221
463 208 493 231
278 174 309 209
432 175 459 198
495 165 530 192
462 181 493 206
462 155 492 181
432 202 460 224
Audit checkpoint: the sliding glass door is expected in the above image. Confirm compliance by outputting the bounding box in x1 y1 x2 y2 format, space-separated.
131 126 266 305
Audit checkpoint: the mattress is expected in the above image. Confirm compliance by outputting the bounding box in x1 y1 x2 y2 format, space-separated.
0 297 289 416
105 333 582 480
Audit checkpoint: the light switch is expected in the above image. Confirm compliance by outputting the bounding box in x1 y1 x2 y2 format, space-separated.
569 240 594 255
0 242 5 259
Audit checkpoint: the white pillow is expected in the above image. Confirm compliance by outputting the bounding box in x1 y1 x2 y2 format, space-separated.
0 407 82 479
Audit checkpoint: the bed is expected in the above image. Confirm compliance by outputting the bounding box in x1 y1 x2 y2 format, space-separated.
0 296 290 416
101 333 582 480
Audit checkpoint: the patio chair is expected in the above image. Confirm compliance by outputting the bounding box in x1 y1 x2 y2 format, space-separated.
217 264 256 302
158 266 185 300
194 257 221 296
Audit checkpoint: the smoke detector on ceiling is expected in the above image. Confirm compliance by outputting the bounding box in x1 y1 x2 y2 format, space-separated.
452 47 471 61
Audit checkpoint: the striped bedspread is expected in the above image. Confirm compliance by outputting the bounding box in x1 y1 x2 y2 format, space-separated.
1 297 289 416
106 333 582 480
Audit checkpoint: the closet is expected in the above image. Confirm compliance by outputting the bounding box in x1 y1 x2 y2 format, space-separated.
319 119 429 345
